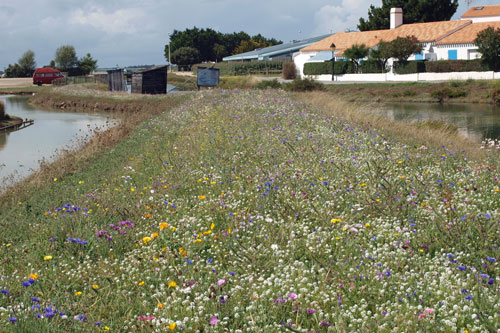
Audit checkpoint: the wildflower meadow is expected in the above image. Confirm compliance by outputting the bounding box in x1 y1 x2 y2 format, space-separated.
1 90 499 331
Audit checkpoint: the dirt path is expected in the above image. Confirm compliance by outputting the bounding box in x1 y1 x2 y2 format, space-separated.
0 78 33 88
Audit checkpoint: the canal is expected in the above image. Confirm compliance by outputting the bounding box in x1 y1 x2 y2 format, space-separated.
376 102 500 142
0 95 115 191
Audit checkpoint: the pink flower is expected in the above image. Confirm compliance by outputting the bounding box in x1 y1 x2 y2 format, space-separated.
418 313 426 319
217 279 226 286
288 292 297 300
210 317 219 325
425 308 435 314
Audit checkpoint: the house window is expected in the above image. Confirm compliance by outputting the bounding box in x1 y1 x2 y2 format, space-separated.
414 52 424 60
448 50 457 60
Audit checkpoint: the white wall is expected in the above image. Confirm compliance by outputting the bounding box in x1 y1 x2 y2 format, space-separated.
434 44 480 60
305 71 499 82
293 51 318 78
465 17 500 23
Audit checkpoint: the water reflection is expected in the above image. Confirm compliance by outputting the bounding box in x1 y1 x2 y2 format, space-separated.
376 103 500 142
0 95 114 190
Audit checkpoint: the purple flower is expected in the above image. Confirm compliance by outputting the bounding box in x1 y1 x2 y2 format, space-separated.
488 278 495 285
288 292 297 300
465 295 473 301
9 317 17 323
486 257 497 263
458 266 466 271
22 281 30 287
320 321 330 327
210 317 219 325
95 321 101 326
217 279 225 286
307 308 316 314
385 270 391 277
31 297 40 302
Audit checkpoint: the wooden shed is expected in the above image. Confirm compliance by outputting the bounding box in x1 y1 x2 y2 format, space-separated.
107 69 126 92
131 65 168 94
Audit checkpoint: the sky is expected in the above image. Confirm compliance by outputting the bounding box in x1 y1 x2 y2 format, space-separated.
0 0 497 70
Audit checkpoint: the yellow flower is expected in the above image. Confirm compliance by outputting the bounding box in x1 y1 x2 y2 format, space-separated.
365 223 370 227
210 223 214 230
142 237 152 245
130 188 135 192
198 195 206 200
228 227 231 234
6 243 12 247
158 303 164 309
168 281 177 288
78 180 84 184
398 161 403 164
43 255 53 261
28 274 39 280
92 284 99 290
203 230 212 235
103 327 110 330
360 183 367 187
331 218 341 223
138 281 145 286
53 178 57 182
193 239 202 243
159 222 169 230
74 291 82 296
152 232 159 239
168 323 176 330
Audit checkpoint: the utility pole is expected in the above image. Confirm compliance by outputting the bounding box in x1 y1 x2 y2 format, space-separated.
168 44 172 72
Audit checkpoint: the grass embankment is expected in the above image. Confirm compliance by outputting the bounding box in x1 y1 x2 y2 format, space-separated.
214 76 500 105
1 84 190 207
1 89 500 331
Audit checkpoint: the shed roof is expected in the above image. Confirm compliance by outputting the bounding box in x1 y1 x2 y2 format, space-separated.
301 20 472 54
461 5 500 18
437 21 500 45
133 65 168 73
223 34 330 61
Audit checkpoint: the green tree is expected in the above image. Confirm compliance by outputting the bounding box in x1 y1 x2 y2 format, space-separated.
55 45 78 71
343 44 370 73
18 50 36 77
78 53 98 74
171 47 201 69
4 64 22 78
370 40 392 72
213 44 228 62
390 36 422 63
474 27 500 71
358 0 458 31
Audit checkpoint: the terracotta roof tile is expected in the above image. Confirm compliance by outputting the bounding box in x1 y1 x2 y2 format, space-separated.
461 5 500 18
437 21 500 44
301 20 472 53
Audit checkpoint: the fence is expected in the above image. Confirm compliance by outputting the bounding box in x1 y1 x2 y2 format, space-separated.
52 75 108 86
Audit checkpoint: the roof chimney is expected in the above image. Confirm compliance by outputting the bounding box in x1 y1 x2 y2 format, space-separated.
390 8 403 29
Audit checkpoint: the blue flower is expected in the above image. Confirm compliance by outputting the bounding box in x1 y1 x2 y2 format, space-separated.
488 278 495 285
9 317 17 322
31 297 40 302
465 295 473 301
458 266 466 271
1 289 9 294
385 270 391 277
22 281 30 287
486 257 497 263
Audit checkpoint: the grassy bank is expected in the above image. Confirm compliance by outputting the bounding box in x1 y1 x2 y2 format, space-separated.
1 89 499 331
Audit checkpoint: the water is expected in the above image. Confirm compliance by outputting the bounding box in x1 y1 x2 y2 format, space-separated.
375 103 500 142
0 95 114 190
125 83 178 93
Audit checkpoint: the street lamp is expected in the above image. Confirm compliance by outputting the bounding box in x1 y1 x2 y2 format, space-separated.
330 42 336 81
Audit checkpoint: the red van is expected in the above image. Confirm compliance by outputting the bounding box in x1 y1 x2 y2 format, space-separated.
33 67 64 85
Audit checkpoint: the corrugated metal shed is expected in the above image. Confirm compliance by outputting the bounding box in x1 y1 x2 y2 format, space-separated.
222 34 331 62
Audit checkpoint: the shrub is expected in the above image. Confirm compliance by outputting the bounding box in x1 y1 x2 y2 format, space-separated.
390 36 422 63
172 47 201 69
282 61 297 80
491 88 500 105
343 44 370 73
284 78 324 92
431 87 468 102
303 61 355 75
393 61 426 74
359 60 387 73
474 27 500 71
255 79 282 90
425 59 488 73
403 89 417 97
0 100 4 119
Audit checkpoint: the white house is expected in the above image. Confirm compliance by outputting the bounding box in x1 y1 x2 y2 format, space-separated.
294 5 500 78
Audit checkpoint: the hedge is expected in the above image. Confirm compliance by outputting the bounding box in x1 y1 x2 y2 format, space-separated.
393 61 426 74
304 60 388 75
303 61 355 75
425 59 489 73
192 61 284 76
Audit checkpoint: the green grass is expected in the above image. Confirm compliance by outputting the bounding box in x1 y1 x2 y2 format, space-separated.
0 89 500 331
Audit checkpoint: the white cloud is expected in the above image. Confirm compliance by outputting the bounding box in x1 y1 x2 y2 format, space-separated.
313 0 372 34
69 7 146 34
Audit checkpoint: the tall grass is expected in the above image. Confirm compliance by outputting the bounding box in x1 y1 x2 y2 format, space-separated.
0 89 499 331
